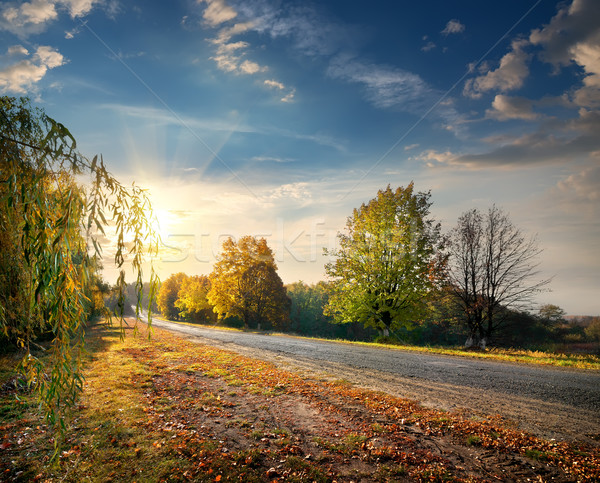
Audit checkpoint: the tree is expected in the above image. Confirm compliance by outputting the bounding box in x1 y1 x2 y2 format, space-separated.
287 281 333 335
157 272 189 320
0 96 158 427
447 206 550 348
325 183 445 337
208 236 290 330
175 275 216 323
584 317 600 342
537 304 566 326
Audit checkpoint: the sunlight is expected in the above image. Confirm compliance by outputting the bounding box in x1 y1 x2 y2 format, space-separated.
152 209 175 242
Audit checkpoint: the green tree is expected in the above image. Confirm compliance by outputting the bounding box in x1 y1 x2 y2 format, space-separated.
175 275 216 323
325 183 445 336
287 281 333 335
0 96 158 427
208 236 290 329
157 272 189 320
584 317 600 342
537 304 566 326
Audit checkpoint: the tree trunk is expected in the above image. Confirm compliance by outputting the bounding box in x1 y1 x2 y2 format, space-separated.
465 332 487 349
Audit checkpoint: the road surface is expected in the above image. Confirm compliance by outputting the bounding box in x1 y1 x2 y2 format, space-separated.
142 316 600 443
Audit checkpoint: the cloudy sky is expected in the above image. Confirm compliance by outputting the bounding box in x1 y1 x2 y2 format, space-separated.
1 0 599 314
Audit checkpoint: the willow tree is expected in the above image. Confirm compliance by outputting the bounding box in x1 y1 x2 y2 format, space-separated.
0 96 159 427
325 183 445 337
208 236 290 330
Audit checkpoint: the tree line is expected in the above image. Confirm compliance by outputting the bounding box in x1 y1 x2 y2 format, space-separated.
153 184 596 351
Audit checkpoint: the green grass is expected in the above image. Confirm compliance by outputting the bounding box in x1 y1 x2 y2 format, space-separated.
466 435 482 446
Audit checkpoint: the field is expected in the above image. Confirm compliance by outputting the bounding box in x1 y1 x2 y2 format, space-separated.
1 320 599 482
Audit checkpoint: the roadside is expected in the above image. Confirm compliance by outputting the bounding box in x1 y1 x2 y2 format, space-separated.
148 317 600 445
1 320 598 481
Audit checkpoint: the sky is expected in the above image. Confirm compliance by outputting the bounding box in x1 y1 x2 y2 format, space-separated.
1 0 599 315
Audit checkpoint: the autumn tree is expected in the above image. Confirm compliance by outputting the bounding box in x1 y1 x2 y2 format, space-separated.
325 183 445 337
157 272 189 320
175 274 216 323
0 96 158 427
208 236 290 330
447 206 550 348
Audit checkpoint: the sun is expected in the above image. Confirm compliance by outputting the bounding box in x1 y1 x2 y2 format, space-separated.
150 209 174 242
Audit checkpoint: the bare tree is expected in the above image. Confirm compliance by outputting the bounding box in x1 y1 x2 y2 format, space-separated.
448 206 550 348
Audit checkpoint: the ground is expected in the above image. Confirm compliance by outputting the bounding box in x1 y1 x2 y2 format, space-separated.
0 321 598 482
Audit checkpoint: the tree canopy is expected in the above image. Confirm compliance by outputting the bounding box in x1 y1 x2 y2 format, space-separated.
175 274 215 323
325 183 445 336
157 272 188 320
0 96 158 426
208 236 290 330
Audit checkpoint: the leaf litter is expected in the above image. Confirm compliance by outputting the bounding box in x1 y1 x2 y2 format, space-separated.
0 321 598 482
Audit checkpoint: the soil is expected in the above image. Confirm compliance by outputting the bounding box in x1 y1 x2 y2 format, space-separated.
141 348 576 482
181 332 600 447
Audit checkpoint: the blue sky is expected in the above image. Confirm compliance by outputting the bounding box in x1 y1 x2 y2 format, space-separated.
1 0 599 314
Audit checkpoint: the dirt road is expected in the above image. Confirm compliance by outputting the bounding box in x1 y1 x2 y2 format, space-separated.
145 317 600 444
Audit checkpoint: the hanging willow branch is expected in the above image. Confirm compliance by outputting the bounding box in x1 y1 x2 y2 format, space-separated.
0 96 159 431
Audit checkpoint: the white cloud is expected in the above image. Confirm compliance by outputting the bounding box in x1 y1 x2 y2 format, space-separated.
421 108 600 170
239 59 265 75
413 149 458 168
0 45 65 94
528 0 600 109
464 39 530 98
0 0 57 34
556 164 600 203
200 0 301 103
441 19 465 35
267 182 312 202
465 1 600 107
0 0 100 36
7 45 29 56
548 163 600 222
35 45 64 68
214 21 254 44
570 42 600 108
281 89 295 103
263 79 295 102
61 0 96 17
199 0 237 27
421 41 436 52
211 54 239 72
215 40 248 53
251 156 294 163
485 94 539 121
264 79 284 90
327 54 428 110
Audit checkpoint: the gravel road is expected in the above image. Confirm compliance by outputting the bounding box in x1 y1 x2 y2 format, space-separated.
145 317 600 444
